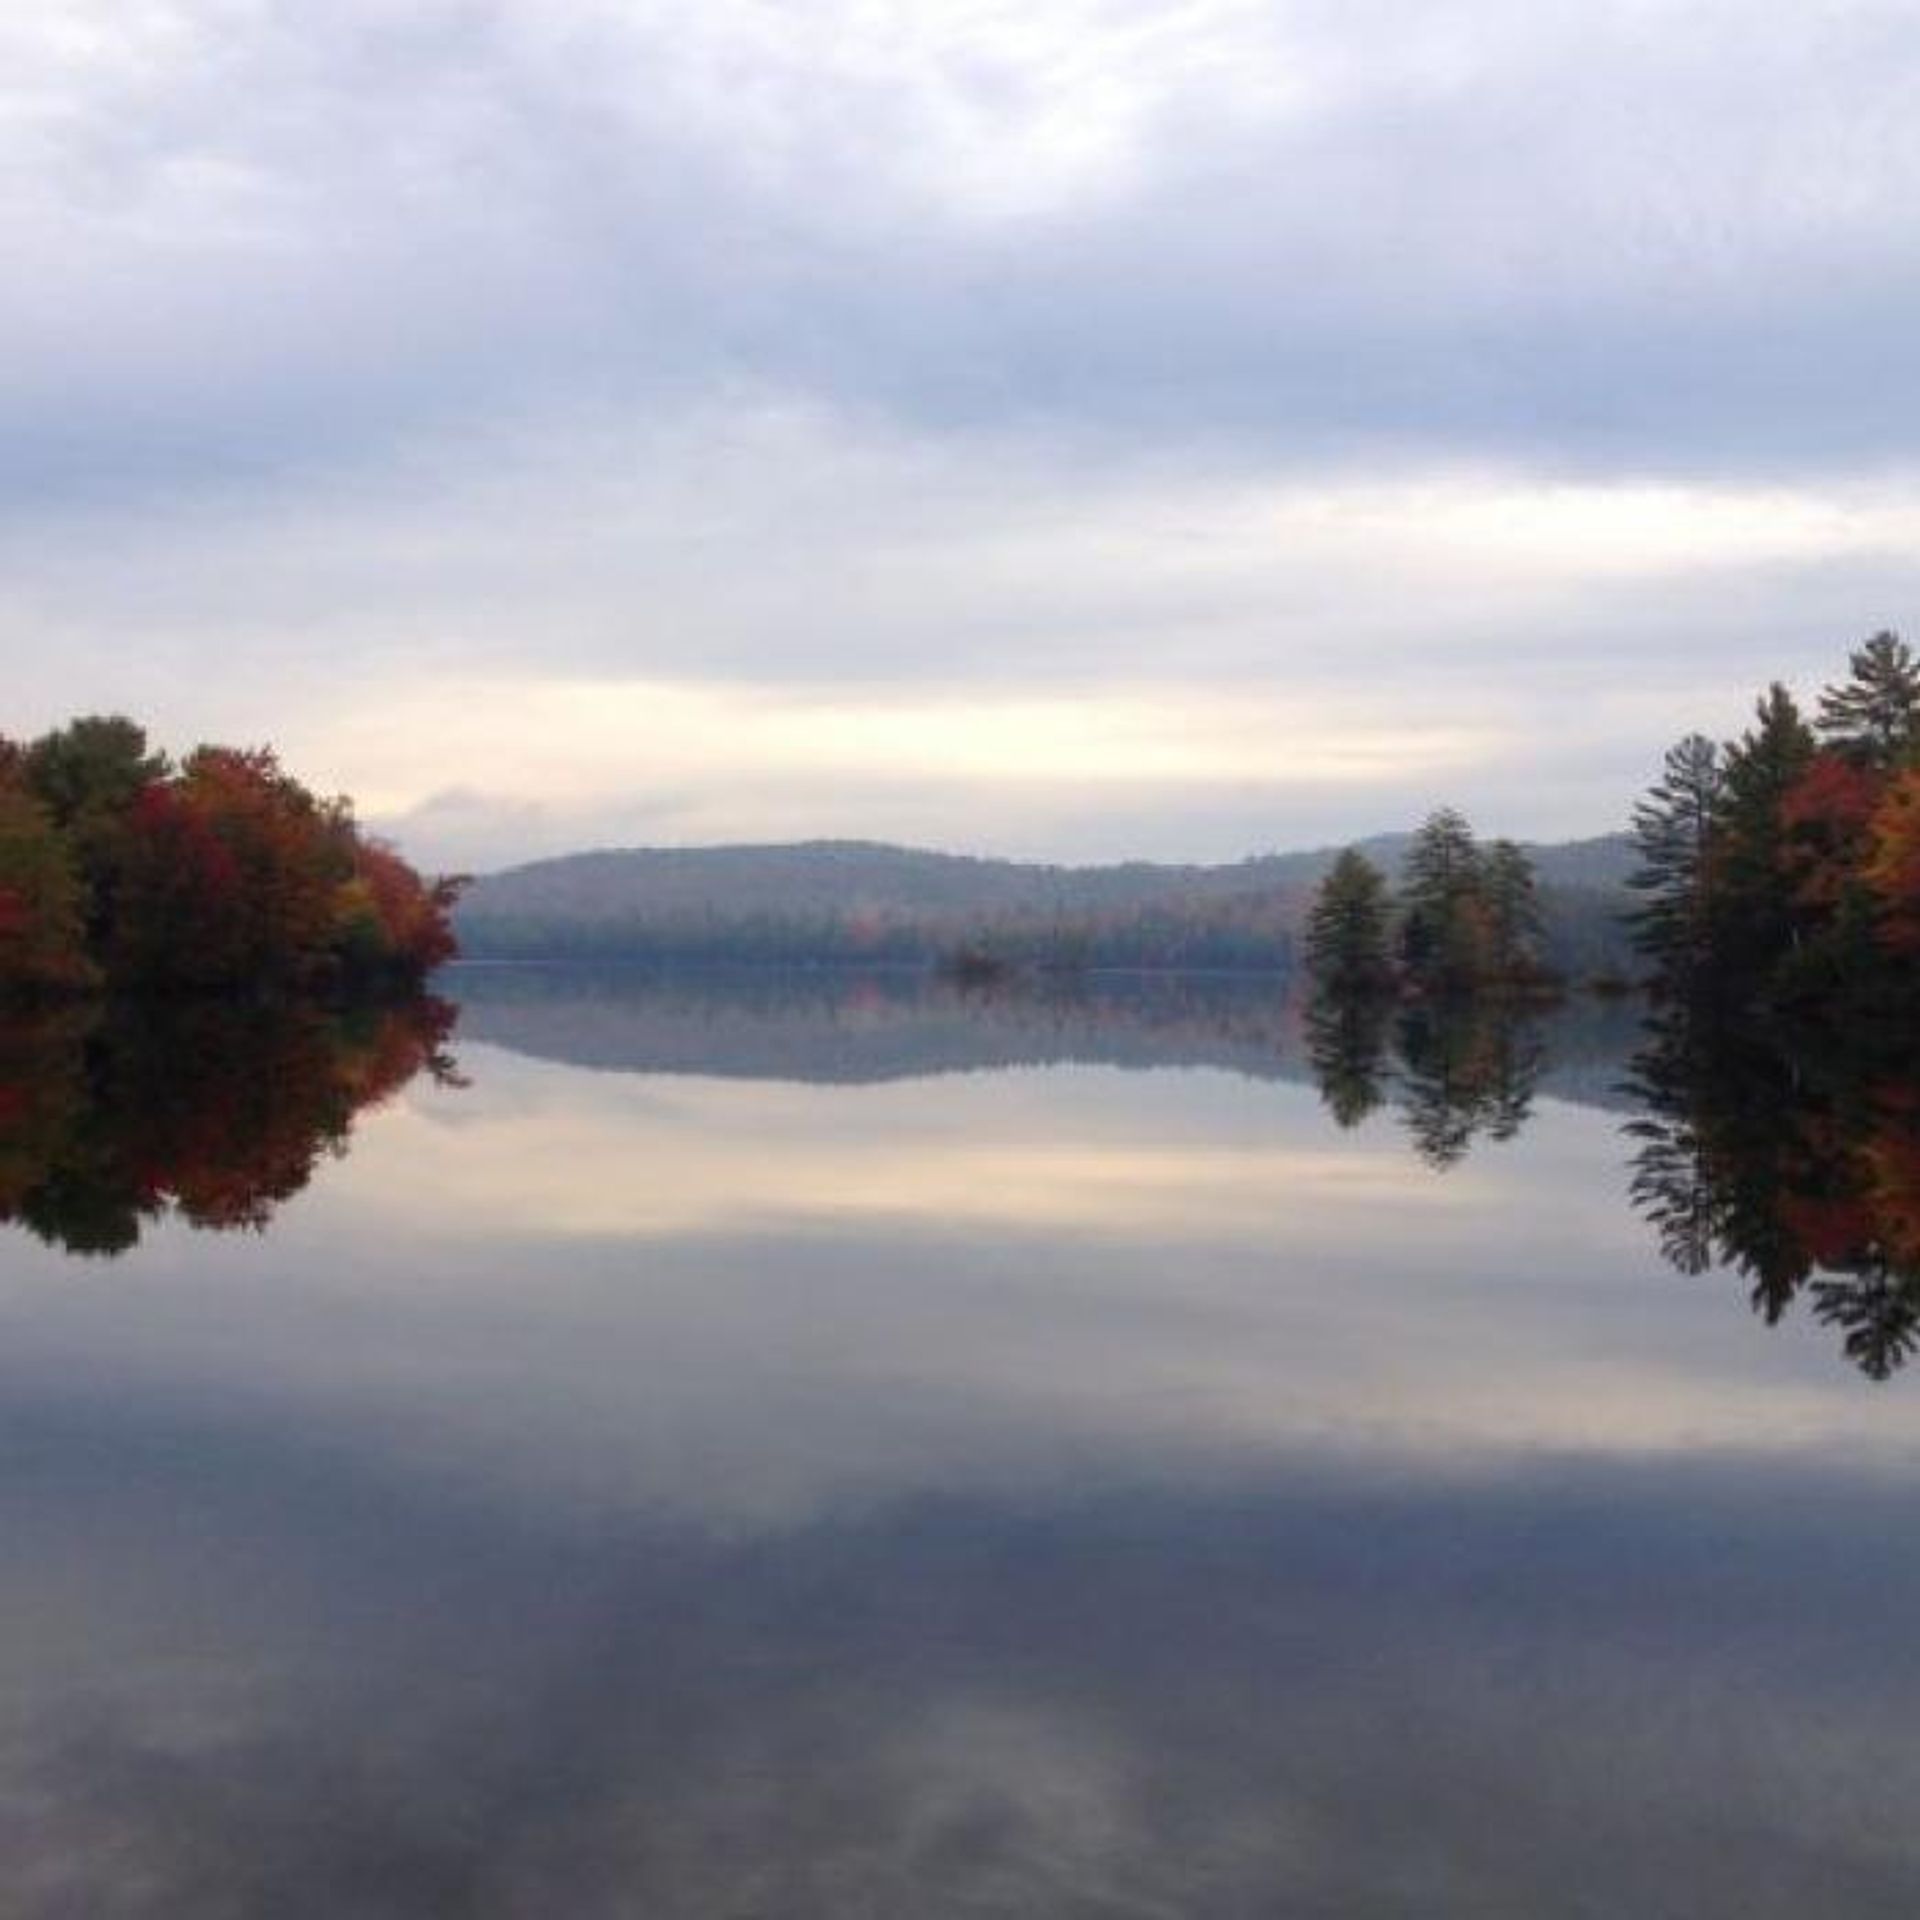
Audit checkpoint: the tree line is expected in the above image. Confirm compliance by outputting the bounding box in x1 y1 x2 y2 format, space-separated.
0 716 462 995
1627 631 1920 1016
1303 811 1554 997
464 895 1305 973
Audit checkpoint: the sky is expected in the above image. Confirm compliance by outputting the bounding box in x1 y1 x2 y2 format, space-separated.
5 0 1920 874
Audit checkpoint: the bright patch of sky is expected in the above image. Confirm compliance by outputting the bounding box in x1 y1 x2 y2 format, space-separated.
5 1 1919 869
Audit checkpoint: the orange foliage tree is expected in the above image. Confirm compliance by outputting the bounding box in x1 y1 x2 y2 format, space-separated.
1862 768 1920 955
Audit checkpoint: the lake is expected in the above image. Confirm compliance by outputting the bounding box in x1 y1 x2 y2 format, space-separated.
2 968 1917 1916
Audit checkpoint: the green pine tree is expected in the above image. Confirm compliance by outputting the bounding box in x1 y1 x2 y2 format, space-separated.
1627 732 1723 988
1398 808 1485 991
1710 683 1815 996
1482 839 1544 981
1303 848 1392 992
1816 630 1920 769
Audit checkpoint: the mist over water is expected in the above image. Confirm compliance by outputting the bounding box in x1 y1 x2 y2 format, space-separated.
2 969 1918 1916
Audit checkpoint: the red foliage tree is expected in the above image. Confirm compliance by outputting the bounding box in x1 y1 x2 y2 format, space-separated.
1780 752 1884 914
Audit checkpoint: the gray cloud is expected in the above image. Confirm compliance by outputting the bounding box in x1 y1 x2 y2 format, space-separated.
9 0 1920 506
5 2 1919 863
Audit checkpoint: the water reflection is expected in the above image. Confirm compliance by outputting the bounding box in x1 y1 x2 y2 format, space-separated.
3 972 1920 1912
450 960 1636 1106
1305 995 1546 1165
459 965 1920 1380
6 968 1917 1389
1628 1014 1920 1381
0 996 459 1255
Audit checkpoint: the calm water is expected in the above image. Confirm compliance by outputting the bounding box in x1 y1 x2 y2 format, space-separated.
2 970 1918 1916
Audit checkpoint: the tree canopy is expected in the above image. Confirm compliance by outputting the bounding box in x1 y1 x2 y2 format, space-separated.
1305 814 1556 999
1629 633 1920 1015
0 717 462 997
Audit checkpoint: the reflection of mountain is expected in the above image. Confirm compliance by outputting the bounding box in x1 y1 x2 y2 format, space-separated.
450 964 1646 1110
0 998 460 1256
1628 1016 1920 1380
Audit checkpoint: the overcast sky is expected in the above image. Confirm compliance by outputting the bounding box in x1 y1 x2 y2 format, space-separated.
5 1 1919 871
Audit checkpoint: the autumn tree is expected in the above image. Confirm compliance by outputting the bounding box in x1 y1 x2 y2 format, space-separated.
175 746 351 974
332 839 465 983
1862 768 1920 956
110 781 254 986
0 716 461 995
1627 637 1920 1014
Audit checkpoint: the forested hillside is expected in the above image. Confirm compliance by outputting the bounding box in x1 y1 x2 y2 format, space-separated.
457 834 1635 973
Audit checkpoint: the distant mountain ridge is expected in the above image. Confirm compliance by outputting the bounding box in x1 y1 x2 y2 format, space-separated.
457 833 1636 971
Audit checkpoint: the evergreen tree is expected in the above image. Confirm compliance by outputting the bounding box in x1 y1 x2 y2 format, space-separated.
23 716 166 830
1398 808 1484 990
1482 839 1544 980
1711 683 1815 992
1627 733 1722 986
1303 848 1392 991
1816 630 1920 769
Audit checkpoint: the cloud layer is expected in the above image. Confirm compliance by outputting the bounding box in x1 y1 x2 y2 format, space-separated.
6 2 1919 865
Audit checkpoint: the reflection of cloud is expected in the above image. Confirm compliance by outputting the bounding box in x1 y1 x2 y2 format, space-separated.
6 1002 1920 1902
0 1041 1902 1537
3 1429 1920 1915
367 1048 1465 1238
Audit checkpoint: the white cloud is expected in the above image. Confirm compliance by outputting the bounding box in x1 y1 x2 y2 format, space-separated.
6 399 1918 863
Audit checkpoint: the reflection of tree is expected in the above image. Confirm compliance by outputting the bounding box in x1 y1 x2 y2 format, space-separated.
1626 1015 1920 1379
1810 1270 1920 1383
1300 991 1548 1165
0 997 460 1257
1305 995 1391 1128
1392 1002 1544 1170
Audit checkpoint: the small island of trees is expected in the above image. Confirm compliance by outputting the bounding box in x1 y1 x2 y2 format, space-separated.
0 716 462 996
1304 810 1553 999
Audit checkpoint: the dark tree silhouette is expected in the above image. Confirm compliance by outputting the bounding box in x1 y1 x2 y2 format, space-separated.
0 997 461 1256
1624 1013 1920 1380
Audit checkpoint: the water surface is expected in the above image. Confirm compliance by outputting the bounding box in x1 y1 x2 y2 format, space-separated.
1 970 1916 1916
